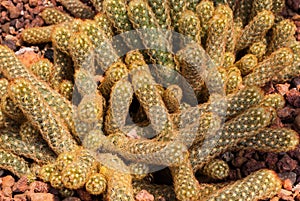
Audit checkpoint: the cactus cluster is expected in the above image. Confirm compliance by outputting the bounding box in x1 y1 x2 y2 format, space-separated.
0 0 299 200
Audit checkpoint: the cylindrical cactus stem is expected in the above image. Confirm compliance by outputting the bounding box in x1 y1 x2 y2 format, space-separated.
41 8 73 25
94 13 114 39
249 41 267 60
55 150 76 171
169 0 186 31
260 93 285 109
98 62 129 99
56 0 95 19
29 58 54 83
178 10 201 46
214 4 235 53
243 47 294 87
133 181 176 200
0 130 56 164
251 0 273 19
170 153 200 201
225 86 265 119
190 106 274 170
67 33 95 73
205 13 230 67
200 159 229 180
0 46 76 134
109 133 188 166
148 0 172 30
58 80 73 100
223 52 235 68
50 48 73 90
237 128 299 152
235 54 258 76
272 0 285 13
74 68 98 96
0 149 34 179
196 0 215 39
49 168 64 189
22 25 55 44
8 78 79 155
97 154 135 201
85 173 107 195
51 25 73 55
128 163 150 180
125 50 146 66
205 169 282 201
62 148 96 189
234 0 252 26
236 10 275 51
130 67 174 141
0 78 9 97
79 20 119 72
199 183 229 200
1 95 24 122
268 19 296 54
38 164 56 182
90 0 103 12
186 0 201 11
225 66 242 94
104 79 133 134
162 84 182 113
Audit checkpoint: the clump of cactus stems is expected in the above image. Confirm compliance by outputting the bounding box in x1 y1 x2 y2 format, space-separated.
0 0 299 200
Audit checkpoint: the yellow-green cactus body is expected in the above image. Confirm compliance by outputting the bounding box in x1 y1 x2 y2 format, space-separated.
38 164 56 182
162 84 182 113
235 54 258 76
170 154 200 201
148 0 172 30
260 93 285 109
62 148 96 189
94 13 114 39
22 25 55 44
105 79 133 134
98 61 129 99
268 19 296 53
201 159 229 180
8 78 78 155
41 8 73 25
178 10 201 45
0 78 8 97
85 173 107 195
238 128 299 152
236 10 275 51
244 47 294 87
225 66 242 94
272 0 285 13
56 0 95 19
58 80 73 100
234 0 252 26
196 0 215 39
52 25 73 55
205 13 229 67
186 0 201 11
74 68 97 96
1 95 24 122
251 0 273 19
0 149 33 178
90 0 102 12
30 59 54 83
169 0 186 31
249 41 267 60
223 52 235 68
49 168 64 189
205 169 281 201
55 150 76 171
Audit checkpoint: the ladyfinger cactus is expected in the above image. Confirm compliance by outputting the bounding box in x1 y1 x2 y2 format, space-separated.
90 0 103 12
162 84 182 113
235 54 258 76
22 25 55 44
249 41 267 60
196 0 215 38
170 153 200 201
244 47 294 87
205 169 281 201
29 59 54 83
56 0 95 19
41 8 73 25
0 78 8 96
268 19 296 54
200 159 229 180
58 80 73 100
98 61 129 99
94 13 114 39
236 10 275 51
225 66 242 94
148 0 172 30
85 173 107 195
51 25 73 55
178 10 201 45
74 68 97 96
1 95 24 122
0 149 33 178
169 0 186 30
272 0 285 13
237 128 299 152
8 78 78 154
250 0 273 19
205 13 229 67
260 93 285 109
62 148 96 189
